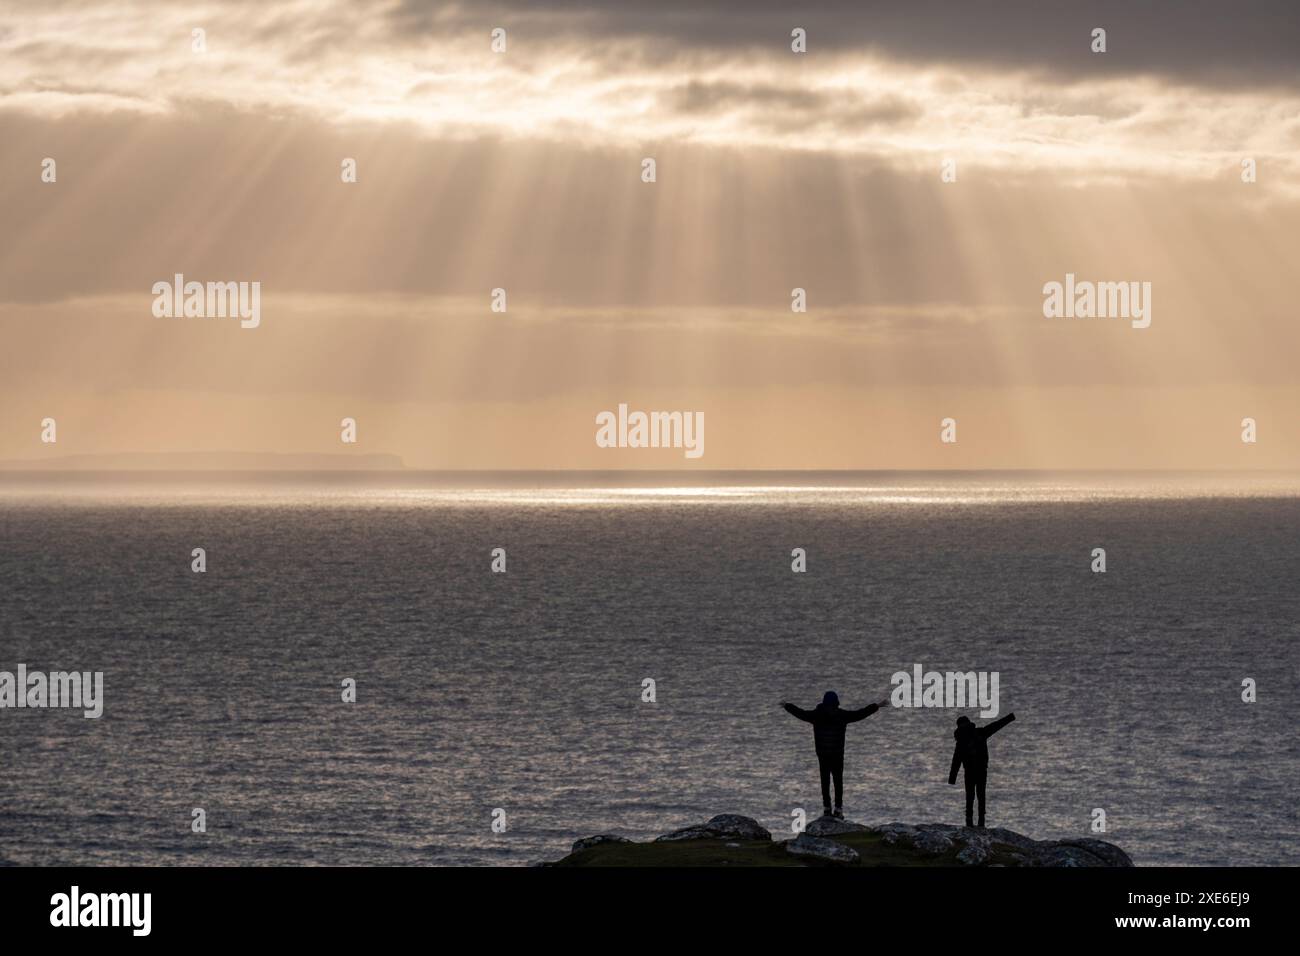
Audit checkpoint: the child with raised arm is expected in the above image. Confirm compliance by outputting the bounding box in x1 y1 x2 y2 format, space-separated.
948 712 1016 827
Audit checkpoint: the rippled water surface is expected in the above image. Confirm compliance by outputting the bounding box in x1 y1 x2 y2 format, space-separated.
2 472 1297 865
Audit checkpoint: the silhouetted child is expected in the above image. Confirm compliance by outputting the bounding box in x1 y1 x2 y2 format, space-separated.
782 691 889 818
948 712 1016 827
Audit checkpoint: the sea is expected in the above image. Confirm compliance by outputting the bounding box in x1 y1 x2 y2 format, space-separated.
1 471 1297 866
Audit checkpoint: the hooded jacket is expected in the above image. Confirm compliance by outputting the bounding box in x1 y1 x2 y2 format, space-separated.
948 713 1015 783
784 693 880 757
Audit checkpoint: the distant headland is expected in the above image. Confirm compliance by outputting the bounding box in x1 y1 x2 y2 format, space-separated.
0 452 406 471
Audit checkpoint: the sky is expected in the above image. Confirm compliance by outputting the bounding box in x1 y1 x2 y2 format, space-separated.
1 0 1298 470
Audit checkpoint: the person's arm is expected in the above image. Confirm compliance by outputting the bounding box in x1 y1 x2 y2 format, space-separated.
948 743 962 785
980 712 1016 738
843 702 881 723
782 702 813 723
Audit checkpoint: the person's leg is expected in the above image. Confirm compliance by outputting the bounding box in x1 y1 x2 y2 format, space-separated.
975 774 987 827
831 754 844 811
963 774 975 826
818 754 832 814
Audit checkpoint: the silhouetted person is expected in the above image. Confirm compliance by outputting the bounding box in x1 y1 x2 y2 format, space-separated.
948 712 1016 827
782 691 888 818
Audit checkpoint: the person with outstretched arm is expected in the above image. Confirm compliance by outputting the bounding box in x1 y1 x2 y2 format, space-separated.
781 691 889 819
948 712 1016 828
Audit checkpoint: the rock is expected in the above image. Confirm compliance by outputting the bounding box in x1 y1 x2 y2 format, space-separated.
982 827 1040 852
571 834 632 853
955 835 991 866
876 823 920 846
557 815 1132 867
786 834 860 865
1033 839 1135 868
872 822 1132 867
911 826 958 856
805 816 870 837
1063 839 1135 868
654 814 772 843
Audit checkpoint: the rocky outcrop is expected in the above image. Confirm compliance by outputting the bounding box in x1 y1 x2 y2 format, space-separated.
786 833 860 864
654 814 772 843
805 815 870 837
554 814 1134 867
875 823 1134 867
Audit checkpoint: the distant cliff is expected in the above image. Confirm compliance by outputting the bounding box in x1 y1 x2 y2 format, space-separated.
0 452 405 471
546 814 1134 867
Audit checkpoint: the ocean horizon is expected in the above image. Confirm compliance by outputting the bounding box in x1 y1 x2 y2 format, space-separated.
2 470 1296 866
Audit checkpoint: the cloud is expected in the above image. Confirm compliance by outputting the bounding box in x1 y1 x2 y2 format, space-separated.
660 80 920 135
2 2 1299 472
388 0 1300 88
2 1 1297 184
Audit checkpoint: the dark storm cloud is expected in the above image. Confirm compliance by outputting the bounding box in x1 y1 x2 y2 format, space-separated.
389 0 1300 88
